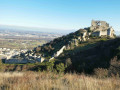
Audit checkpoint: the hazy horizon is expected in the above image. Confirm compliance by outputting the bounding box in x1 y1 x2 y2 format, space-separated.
0 24 76 34
0 0 120 32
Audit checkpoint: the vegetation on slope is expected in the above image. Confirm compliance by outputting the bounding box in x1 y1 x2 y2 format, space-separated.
2 37 120 76
0 72 120 90
33 29 89 58
53 37 120 75
1 28 120 78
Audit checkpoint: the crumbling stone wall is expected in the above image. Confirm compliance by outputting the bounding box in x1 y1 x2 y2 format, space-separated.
54 46 66 57
90 20 114 37
90 20 109 31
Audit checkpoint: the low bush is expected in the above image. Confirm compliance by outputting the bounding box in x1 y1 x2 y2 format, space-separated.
56 63 66 73
94 68 108 78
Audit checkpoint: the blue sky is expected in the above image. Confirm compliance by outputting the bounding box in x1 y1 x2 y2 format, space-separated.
0 0 120 31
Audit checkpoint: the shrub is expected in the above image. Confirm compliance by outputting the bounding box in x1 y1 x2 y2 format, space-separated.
56 63 66 73
108 56 120 76
94 68 108 78
65 58 72 67
46 61 55 71
35 61 55 72
36 47 41 52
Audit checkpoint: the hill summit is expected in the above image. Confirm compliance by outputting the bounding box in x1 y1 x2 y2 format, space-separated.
3 20 115 64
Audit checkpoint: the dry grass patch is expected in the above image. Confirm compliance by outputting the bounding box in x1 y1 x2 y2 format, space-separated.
0 72 119 90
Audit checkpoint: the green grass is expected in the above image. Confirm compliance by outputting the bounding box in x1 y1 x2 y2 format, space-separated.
0 39 47 49
64 37 108 55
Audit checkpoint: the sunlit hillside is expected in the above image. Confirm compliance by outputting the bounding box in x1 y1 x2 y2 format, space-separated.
0 72 119 90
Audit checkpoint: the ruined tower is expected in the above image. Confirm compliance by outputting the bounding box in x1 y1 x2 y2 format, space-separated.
90 20 114 37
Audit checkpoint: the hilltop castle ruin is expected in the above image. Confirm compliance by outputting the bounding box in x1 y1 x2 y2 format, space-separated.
90 20 115 37
78 20 115 41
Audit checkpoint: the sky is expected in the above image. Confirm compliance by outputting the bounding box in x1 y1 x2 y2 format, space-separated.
0 0 120 31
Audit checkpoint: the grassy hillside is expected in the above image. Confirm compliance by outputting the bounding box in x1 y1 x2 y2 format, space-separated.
0 72 120 90
2 37 120 76
33 29 89 58
54 37 120 75
1 28 120 78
